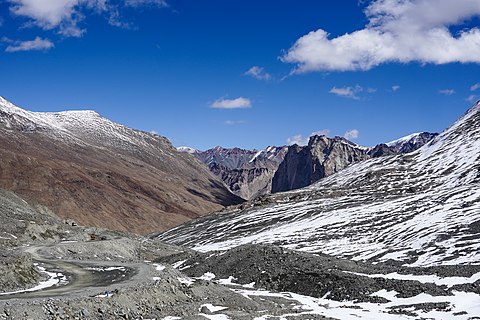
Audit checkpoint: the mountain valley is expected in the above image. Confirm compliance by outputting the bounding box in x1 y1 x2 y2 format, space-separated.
0 98 479 319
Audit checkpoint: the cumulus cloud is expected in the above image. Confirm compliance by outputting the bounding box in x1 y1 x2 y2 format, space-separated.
392 85 401 92
471 83 480 91
286 129 330 146
6 0 166 38
330 85 363 100
7 0 100 37
282 0 480 72
344 129 360 140
439 89 456 96
245 66 271 81
211 97 252 109
5 36 54 52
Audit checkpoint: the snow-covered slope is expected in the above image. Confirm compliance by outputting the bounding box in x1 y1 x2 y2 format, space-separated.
158 102 480 266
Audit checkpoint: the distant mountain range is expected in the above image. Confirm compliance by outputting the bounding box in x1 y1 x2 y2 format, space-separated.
160 101 480 266
0 96 243 234
179 132 437 199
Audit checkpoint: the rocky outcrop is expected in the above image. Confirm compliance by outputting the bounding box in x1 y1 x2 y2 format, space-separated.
0 96 243 235
272 136 370 193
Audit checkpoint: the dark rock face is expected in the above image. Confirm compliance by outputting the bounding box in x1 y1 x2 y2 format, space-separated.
272 136 370 193
0 97 243 235
270 144 314 193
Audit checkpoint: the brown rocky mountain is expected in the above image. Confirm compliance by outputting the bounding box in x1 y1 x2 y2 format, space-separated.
0 96 243 235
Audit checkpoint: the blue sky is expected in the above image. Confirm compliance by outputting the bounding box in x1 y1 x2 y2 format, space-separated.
1 0 480 150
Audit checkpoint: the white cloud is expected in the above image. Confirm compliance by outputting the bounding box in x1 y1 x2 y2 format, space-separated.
439 89 456 96
287 134 309 146
9 0 79 28
5 37 54 52
392 85 401 92
245 66 271 81
344 129 360 140
471 83 480 91
211 97 252 109
8 0 93 37
125 0 167 7
286 129 330 146
282 0 480 72
330 85 363 100
6 0 164 38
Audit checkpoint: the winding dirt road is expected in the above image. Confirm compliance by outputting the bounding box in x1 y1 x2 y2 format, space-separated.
0 242 153 300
